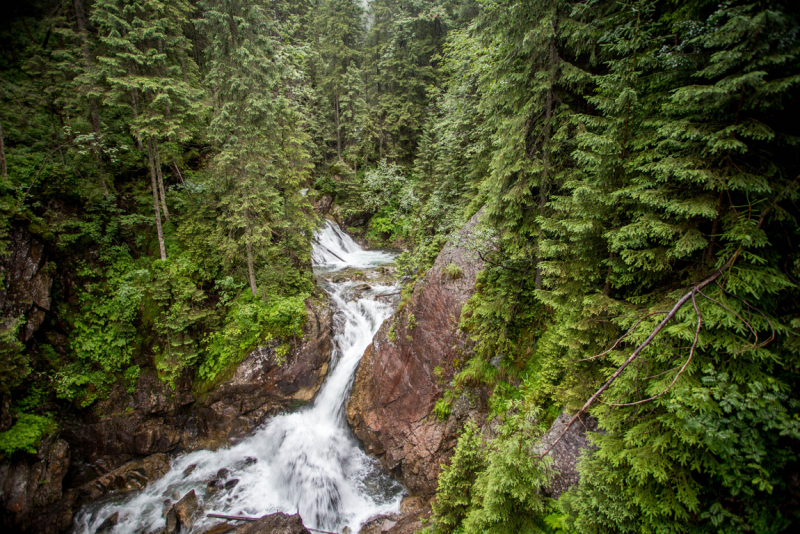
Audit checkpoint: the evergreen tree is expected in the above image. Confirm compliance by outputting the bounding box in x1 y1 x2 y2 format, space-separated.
199 0 316 297
91 0 203 260
311 0 367 164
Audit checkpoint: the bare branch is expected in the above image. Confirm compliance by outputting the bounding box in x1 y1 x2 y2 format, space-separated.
605 291 702 407
578 311 668 362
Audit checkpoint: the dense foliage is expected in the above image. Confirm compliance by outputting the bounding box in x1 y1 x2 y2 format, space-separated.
1 0 799 532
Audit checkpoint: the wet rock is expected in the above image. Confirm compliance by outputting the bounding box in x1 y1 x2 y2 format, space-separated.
173 489 198 531
96 511 118 532
234 512 311 533
182 464 197 477
359 497 432 534
347 208 492 495
164 507 178 534
74 453 170 506
0 438 72 533
234 456 257 470
224 478 239 490
216 468 230 480
162 499 172 517
0 226 53 342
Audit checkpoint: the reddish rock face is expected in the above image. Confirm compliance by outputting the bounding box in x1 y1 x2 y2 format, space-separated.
347 209 490 495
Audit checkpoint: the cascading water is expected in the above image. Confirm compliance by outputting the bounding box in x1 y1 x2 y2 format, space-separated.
73 220 404 533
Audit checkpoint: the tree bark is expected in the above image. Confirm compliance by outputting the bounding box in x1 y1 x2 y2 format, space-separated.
147 137 167 260
0 117 7 182
130 86 143 151
334 94 342 159
74 0 108 197
153 137 170 221
245 209 257 297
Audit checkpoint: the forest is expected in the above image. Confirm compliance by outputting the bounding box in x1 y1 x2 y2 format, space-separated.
1 0 799 532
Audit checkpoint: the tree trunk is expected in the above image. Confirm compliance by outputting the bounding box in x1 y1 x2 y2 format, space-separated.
147 137 167 260
535 36 557 291
153 137 170 221
334 94 342 160
245 209 257 297
74 0 108 197
0 117 7 182
130 87 143 151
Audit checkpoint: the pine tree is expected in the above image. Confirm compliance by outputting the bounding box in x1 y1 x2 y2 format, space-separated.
311 0 367 164
91 0 203 260
199 0 315 297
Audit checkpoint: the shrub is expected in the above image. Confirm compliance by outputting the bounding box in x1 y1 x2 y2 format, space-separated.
444 263 463 280
0 414 56 457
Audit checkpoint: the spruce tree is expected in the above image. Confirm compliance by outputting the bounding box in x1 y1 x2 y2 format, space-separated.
91 0 203 260
199 0 315 297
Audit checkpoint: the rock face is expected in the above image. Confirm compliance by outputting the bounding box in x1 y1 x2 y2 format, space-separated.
234 512 311 534
347 209 490 495
0 226 52 343
0 439 72 534
534 410 600 499
1 295 333 533
186 296 333 451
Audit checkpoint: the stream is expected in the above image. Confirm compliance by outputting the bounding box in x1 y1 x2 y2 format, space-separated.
73 220 404 533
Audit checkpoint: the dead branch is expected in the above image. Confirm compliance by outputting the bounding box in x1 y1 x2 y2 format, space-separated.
605 291 702 407
579 311 668 362
536 175 799 462
697 288 761 349
207 513 258 522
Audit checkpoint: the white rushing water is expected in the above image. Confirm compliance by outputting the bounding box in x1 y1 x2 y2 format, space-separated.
74 220 403 533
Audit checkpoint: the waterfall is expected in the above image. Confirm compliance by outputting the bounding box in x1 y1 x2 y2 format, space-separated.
73 221 404 533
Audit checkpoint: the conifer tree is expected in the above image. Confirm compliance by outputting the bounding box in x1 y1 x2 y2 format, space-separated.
200 0 315 297
91 0 203 260
311 0 367 164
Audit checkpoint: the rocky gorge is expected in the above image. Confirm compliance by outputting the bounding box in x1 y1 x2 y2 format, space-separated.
1 216 598 534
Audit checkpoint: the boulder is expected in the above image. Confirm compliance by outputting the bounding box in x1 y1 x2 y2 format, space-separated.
234 512 310 534
173 489 198 531
73 453 170 505
347 208 491 495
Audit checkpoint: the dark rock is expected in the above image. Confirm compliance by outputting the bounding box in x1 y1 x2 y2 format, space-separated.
224 478 239 490
173 489 198 531
0 438 72 533
182 464 197 477
73 453 170 506
96 511 118 532
216 468 230 480
533 409 600 498
314 195 334 215
347 208 492 495
164 507 178 534
233 456 257 470
0 226 52 342
234 512 311 534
